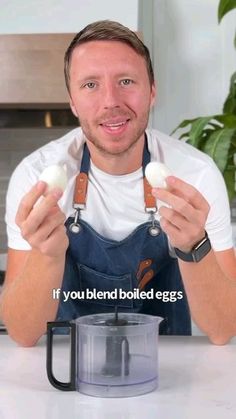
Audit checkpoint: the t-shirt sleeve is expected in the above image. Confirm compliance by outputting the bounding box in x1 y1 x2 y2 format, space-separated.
199 162 233 252
5 159 38 250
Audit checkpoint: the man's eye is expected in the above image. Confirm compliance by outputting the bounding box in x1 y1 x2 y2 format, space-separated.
120 79 133 86
84 82 96 89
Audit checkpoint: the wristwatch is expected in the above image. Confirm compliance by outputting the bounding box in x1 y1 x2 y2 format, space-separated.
174 232 211 263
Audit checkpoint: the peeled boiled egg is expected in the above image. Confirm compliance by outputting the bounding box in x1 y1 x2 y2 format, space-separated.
39 164 67 193
145 162 172 188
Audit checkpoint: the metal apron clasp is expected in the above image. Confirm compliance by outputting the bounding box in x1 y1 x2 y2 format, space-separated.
146 210 160 237
69 206 84 234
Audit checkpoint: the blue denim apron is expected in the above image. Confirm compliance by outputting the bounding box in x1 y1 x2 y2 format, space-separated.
57 136 191 335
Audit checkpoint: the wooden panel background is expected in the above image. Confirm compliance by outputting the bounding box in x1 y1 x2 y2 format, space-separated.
0 34 75 107
0 32 141 108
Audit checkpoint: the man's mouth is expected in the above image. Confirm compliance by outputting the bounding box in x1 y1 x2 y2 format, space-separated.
100 119 130 133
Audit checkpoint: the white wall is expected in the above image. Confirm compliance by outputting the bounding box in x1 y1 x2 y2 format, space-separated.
0 0 138 33
147 0 236 134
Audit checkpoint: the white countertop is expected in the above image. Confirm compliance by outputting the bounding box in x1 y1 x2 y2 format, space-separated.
1 334 236 419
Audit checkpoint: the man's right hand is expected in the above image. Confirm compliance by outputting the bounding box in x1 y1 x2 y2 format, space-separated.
15 181 69 258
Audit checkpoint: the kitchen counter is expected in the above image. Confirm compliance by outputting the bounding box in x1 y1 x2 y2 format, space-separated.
1 334 236 419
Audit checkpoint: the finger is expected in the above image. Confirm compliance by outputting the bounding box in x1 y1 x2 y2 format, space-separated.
18 189 63 235
160 207 206 250
159 206 205 240
39 224 68 256
165 176 209 212
155 189 203 225
24 211 66 247
47 204 61 216
159 206 189 230
16 181 47 225
159 217 190 249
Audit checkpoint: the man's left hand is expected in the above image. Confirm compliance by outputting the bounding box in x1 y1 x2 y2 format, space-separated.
152 176 210 252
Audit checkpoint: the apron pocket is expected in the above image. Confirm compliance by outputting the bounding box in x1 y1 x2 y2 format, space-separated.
78 263 133 308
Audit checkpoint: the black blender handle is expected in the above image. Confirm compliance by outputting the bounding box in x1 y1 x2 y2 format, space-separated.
46 320 76 391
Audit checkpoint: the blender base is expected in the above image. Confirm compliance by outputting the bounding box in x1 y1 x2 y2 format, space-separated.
78 377 158 398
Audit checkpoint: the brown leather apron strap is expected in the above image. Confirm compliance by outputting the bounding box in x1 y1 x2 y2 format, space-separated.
73 174 156 211
73 172 88 209
139 269 155 290
143 177 157 212
73 136 156 212
136 258 152 281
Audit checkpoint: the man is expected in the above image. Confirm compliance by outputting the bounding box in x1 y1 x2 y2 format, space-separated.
1 21 236 347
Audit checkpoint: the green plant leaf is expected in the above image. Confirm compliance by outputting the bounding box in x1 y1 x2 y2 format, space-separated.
228 146 236 157
201 128 219 137
202 128 236 172
218 0 236 23
171 118 198 135
223 72 236 115
179 132 190 140
215 112 236 127
208 122 223 130
192 128 219 150
188 116 213 147
232 137 236 147
223 170 236 202
223 154 236 202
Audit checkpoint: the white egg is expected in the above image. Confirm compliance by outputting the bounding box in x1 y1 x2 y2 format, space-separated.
145 162 172 188
39 164 67 193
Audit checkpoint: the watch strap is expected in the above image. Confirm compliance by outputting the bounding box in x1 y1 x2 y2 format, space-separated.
174 232 211 263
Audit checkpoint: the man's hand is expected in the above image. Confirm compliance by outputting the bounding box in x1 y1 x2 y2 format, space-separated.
152 176 210 252
15 181 69 258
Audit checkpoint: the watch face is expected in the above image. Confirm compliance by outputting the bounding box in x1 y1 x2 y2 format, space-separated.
193 237 211 262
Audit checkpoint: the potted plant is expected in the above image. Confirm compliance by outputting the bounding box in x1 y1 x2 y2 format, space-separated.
172 0 236 202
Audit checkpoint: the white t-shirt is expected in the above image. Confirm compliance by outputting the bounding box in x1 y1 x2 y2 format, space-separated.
5 127 233 251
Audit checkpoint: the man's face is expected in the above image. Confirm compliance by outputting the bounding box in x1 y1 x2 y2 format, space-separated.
69 40 156 156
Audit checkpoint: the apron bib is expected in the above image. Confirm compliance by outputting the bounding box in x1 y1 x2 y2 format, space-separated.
56 135 191 335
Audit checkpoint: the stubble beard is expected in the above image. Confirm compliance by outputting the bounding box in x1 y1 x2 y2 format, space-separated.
78 111 150 157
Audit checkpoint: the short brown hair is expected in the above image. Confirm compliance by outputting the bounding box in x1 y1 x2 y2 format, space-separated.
64 20 154 92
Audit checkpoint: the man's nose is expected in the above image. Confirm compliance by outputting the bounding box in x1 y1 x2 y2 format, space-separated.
102 83 121 109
